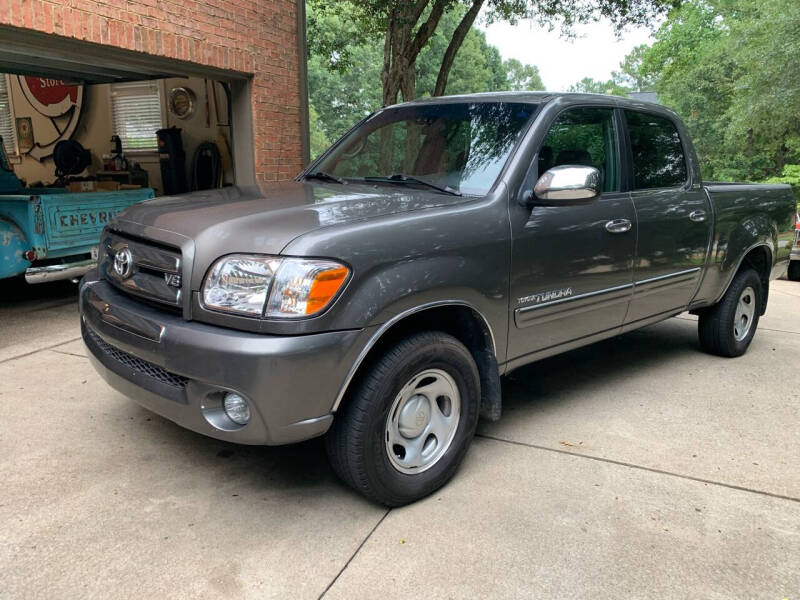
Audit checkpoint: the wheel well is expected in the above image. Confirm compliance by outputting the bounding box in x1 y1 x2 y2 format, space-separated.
740 245 771 314
339 305 502 421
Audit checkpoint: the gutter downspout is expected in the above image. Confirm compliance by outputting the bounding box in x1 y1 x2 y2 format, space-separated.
296 0 311 168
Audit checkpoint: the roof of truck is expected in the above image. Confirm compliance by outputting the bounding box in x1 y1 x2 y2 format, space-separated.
392 90 681 123
396 90 662 109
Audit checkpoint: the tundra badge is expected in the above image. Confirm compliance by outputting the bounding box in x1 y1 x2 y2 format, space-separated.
518 287 573 306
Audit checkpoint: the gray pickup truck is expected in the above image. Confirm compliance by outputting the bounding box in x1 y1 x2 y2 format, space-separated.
79 93 795 505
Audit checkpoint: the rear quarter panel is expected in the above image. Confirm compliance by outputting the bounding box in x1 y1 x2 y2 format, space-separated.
694 183 795 305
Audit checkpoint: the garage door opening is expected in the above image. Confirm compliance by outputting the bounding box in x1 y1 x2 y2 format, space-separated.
1 74 240 196
0 26 256 197
0 26 256 285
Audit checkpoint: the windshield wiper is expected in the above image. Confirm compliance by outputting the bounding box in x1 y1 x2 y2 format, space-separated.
305 171 346 184
364 173 462 196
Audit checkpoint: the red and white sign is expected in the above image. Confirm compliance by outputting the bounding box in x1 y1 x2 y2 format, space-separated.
19 77 81 117
16 76 84 161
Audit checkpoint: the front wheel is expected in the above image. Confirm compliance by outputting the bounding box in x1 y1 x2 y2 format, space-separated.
325 331 480 506
698 268 762 357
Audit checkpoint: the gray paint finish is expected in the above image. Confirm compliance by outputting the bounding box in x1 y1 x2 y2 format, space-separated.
79 92 796 446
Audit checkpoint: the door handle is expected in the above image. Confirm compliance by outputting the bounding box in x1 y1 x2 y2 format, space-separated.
689 210 706 222
605 218 632 234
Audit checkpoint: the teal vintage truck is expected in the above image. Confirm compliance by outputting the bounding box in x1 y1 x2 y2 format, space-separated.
1 141 153 284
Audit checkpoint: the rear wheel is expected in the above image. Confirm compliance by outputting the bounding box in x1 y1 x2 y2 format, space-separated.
325 331 480 506
698 268 762 357
788 261 800 281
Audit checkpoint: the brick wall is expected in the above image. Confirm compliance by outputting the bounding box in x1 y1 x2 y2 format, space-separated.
0 0 305 183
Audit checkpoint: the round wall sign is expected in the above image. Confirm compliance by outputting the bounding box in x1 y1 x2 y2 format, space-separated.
168 87 196 119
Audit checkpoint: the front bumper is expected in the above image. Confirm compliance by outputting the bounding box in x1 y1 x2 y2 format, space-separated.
26 258 95 284
79 271 364 445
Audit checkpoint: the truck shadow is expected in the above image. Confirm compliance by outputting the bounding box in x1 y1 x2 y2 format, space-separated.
0 276 78 308
495 316 700 419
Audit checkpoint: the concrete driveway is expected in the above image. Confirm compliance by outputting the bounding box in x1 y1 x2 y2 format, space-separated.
1 278 798 599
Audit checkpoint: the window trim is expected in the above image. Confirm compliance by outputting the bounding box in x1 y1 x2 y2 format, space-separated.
108 80 165 155
622 107 691 193
0 74 20 159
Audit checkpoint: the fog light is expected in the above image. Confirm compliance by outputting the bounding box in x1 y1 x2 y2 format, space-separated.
223 393 250 425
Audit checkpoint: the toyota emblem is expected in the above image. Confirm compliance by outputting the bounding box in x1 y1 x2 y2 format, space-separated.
113 246 134 279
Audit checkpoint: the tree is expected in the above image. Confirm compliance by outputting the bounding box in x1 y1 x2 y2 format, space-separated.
308 0 680 106
308 104 331 160
615 44 653 91
504 59 545 91
307 3 541 146
638 0 800 180
568 77 630 96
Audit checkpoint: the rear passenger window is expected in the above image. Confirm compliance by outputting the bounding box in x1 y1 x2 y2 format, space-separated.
625 111 687 189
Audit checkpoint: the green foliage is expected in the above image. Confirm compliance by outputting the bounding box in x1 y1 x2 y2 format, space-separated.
615 44 653 91
307 40 383 147
765 165 800 199
415 11 510 97
638 0 800 181
308 104 330 160
306 3 544 145
503 59 545 91
307 0 678 107
568 77 630 97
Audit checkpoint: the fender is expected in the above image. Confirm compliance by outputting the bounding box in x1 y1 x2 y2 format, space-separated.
331 300 498 413
0 217 30 280
712 221 775 306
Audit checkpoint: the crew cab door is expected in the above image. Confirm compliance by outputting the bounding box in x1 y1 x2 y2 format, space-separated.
622 110 712 324
507 106 636 362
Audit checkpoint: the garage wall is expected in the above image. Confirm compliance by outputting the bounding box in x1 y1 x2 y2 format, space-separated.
0 0 306 184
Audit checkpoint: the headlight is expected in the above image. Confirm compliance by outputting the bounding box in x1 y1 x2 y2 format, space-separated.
202 254 349 318
202 255 281 315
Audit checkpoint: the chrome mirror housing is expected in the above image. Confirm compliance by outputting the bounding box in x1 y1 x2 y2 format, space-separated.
532 165 602 205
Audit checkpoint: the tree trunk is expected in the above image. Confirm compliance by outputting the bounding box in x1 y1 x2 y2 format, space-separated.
380 0 449 106
434 0 485 97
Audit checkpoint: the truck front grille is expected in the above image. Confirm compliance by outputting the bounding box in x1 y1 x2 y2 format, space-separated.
100 231 183 309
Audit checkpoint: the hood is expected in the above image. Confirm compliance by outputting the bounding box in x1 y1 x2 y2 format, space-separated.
113 182 467 256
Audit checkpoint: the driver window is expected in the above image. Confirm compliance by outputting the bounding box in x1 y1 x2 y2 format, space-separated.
538 108 620 193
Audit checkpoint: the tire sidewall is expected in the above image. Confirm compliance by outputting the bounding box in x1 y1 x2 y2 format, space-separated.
362 336 480 503
721 270 762 355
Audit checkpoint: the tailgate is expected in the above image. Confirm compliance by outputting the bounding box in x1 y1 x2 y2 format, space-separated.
39 189 154 250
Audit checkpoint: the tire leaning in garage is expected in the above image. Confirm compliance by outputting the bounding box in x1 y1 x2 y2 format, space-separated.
698 268 762 357
325 331 481 506
787 261 800 281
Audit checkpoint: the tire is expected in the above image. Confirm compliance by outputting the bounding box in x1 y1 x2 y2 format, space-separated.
788 261 800 281
325 331 481 506
698 268 762 357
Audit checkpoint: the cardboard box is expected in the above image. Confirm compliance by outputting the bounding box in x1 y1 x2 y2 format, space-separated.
66 181 121 193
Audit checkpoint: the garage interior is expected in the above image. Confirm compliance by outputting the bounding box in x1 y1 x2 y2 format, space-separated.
0 27 254 197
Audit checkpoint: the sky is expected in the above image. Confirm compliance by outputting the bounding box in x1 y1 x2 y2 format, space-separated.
479 18 656 92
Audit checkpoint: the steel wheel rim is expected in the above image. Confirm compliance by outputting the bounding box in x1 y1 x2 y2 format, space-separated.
385 368 461 474
733 286 756 342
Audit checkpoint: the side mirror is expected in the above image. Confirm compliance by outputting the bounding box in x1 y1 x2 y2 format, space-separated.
527 165 601 206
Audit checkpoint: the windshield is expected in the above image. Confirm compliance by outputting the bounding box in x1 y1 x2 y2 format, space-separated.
313 102 538 196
